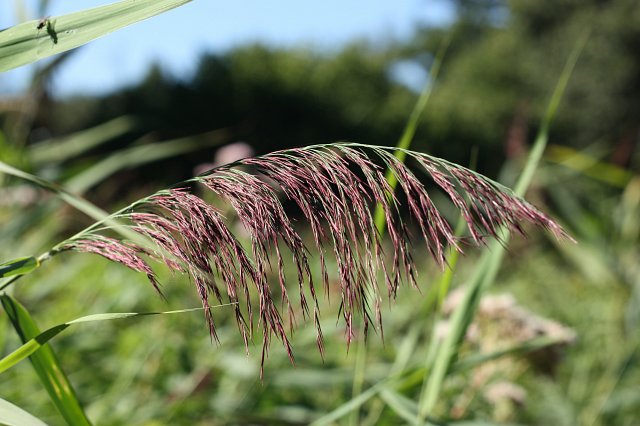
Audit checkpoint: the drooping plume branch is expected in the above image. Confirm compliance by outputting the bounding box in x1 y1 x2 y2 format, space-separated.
57 143 569 370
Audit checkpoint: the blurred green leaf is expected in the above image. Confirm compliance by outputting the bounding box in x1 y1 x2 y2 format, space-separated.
29 116 140 165
0 0 191 72
66 129 231 193
356 35 449 426
0 397 50 426
0 256 38 278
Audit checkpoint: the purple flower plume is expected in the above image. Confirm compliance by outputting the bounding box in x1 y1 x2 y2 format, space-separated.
61 143 569 372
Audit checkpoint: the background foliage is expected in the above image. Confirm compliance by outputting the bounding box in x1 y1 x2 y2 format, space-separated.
1 0 639 425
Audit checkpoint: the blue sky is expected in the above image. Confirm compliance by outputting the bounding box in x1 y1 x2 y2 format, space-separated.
0 0 454 96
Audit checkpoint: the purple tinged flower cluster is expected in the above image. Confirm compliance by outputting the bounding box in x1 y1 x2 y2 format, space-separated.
62 144 568 372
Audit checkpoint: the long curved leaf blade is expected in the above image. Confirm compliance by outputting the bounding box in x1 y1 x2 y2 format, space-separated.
0 0 191 72
0 306 232 374
1 295 91 426
0 397 50 426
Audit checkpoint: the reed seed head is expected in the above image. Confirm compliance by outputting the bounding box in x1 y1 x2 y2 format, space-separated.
61 143 570 373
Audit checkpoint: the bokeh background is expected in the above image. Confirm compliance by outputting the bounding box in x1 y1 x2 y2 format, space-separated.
1 1 639 425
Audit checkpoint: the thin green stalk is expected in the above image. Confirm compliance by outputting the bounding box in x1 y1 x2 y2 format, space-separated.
434 146 476 308
514 33 587 196
409 152 476 420
348 335 369 426
374 34 451 235
416 30 589 421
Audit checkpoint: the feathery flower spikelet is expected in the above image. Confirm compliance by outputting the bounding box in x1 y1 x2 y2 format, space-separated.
59 143 569 371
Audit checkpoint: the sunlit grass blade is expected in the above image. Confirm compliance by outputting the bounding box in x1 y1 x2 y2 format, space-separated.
410 219 467 414
0 396 50 426
0 256 39 278
545 144 633 188
29 116 140 165
0 0 191 72
0 305 234 374
416 31 589 420
0 295 91 426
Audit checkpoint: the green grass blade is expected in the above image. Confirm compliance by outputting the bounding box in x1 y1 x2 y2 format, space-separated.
378 388 421 425
416 31 588 420
0 0 191 72
0 305 233 374
29 116 140 165
0 295 91 426
310 383 383 426
0 322 69 374
436 217 468 308
0 397 50 426
0 256 39 278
